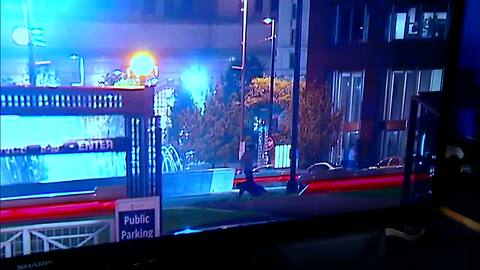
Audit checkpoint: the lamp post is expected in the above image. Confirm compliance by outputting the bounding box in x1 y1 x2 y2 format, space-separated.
263 17 276 136
234 0 249 159
286 0 303 194
21 1 35 85
129 50 157 85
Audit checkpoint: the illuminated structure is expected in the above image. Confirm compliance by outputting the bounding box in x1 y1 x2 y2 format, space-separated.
0 85 161 199
276 0 311 77
128 51 158 83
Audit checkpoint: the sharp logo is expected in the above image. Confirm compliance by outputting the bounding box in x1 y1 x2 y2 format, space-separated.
16 260 52 270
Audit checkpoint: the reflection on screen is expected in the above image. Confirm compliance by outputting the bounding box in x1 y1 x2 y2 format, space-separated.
0 152 126 186
0 115 125 148
0 115 126 186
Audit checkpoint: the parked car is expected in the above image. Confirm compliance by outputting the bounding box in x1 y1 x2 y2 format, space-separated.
297 162 350 191
298 158 408 193
372 156 404 169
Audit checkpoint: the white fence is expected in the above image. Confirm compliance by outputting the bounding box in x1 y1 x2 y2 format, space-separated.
0 219 114 258
274 144 292 168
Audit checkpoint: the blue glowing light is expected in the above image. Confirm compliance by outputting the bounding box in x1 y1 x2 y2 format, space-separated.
0 115 126 186
11 26 30 46
70 54 79 60
263 17 273 25
174 227 202 235
30 27 44 36
112 69 122 76
181 65 210 109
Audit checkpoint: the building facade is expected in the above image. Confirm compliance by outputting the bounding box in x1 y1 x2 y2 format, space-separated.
306 0 452 166
276 0 310 77
0 0 283 87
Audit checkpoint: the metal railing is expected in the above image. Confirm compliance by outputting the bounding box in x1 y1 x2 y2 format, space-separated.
0 219 114 258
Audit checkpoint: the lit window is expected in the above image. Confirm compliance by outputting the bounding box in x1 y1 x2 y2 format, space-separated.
332 71 364 122
431 69 443 91
421 12 448 39
394 13 407 39
391 7 448 40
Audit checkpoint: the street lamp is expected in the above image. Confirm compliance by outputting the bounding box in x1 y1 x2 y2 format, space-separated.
263 17 276 136
21 1 35 85
234 0 249 159
70 54 85 86
287 0 304 194
128 50 158 85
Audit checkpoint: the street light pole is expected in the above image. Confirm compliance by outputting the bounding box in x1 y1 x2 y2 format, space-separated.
286 0 303 194
22 1 35 85
238 0 249 159
267 18 276 135
27 38 35 85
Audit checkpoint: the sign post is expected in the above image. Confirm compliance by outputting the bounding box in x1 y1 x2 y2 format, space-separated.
115 197 160 241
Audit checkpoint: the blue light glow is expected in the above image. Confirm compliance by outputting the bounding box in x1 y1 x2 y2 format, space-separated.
112 69 122 76
0 115 127 186
181 65 210 109
11 26 30 46
174 227 202 235
30 27 44 36
420 133 426 156
0 115 125 148
0 152 126 186
263 17 273 25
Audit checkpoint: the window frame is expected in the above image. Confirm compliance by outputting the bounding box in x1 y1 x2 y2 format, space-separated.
335 4 369 44
329 70 365 163
389 4 450 41
381 68 444 158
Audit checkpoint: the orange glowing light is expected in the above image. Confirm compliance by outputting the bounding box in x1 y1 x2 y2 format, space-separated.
129 51 157 77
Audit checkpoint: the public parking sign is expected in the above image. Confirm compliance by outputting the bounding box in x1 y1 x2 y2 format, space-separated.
115 197 160 241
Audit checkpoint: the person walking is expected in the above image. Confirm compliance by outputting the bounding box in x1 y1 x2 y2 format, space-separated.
238 144 266 197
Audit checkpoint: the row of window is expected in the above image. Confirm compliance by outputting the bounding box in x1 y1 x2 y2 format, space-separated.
383 69 443 121
327 68 443 162
391 8 448 40
334 4 449 44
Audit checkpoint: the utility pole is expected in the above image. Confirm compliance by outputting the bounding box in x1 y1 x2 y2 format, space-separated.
267 18 276 136
238 0 249 159
286 0 303 194
22 1 35 85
